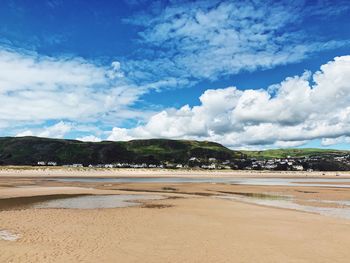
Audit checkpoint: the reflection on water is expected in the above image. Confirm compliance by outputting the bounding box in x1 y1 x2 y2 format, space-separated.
52 177 350 188
0 230 20 241
218 191 290 200
32 194 163 209
218 194 350 220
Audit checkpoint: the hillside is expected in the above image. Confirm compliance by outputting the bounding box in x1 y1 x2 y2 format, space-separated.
0 137 349 168
242 148 350 159
0 137 242 166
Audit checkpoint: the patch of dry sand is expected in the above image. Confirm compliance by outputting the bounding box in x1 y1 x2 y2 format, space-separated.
1 166 350 178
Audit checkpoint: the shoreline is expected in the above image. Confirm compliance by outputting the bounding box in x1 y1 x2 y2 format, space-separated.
1 166 350 178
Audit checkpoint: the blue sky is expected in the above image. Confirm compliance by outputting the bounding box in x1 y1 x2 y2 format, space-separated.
0 0 350 149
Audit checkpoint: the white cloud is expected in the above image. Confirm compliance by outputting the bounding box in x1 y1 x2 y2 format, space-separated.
15 130 34 137
125 0 349 82
2 1 350 147
107 61 124 79
76 135 102 142
107 56 350 148
274 140 308 148
0 48 150 130
321 136 350 146
16 121 72 139
38 121 72 138
0 49 105 93
107 127 134 141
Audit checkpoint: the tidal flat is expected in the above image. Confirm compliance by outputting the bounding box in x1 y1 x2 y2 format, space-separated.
1 168 350 262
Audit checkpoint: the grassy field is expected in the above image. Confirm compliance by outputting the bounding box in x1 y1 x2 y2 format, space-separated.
242 148 349 159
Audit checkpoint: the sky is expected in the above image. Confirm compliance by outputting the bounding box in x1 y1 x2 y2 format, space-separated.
0 0 350 150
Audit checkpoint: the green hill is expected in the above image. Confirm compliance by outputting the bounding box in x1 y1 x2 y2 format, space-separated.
0 136 241 166
242 148 349 159
1 137 348 167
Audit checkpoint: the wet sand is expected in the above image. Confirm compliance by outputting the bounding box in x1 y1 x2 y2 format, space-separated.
1 169 350 262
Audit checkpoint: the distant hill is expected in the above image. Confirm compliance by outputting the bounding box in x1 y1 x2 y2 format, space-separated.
0 136 242 166
0 137 348 167
242 148 350 159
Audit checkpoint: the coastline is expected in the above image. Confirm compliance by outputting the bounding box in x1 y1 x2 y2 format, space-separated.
1 166 350 178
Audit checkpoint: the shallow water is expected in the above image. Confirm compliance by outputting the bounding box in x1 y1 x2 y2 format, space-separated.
218 194 350 220
32 194 163 209
307 199 350 207
52 177 350 188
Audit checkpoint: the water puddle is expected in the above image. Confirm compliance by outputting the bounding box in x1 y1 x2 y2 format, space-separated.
217 191 289 200
31 194 164 209
0 230 20 241
306 199 350 207
217 194 350 220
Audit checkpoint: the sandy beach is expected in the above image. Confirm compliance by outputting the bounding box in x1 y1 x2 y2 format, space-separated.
1 166 350 178
1 168 350 262
2 0 349 262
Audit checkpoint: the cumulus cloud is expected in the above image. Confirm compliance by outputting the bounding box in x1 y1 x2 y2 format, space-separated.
2 1 350 147
16 121 72 139
107 61 124 79
0 48 150 132
76 135 102 142
15 130 34 137
124 0 349 83
321 136 350 146
107 56 350 148
107 127 135 141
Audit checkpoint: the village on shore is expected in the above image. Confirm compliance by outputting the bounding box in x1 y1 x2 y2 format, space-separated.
36 152 350 171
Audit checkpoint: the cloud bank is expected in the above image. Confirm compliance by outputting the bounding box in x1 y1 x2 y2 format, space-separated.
108 56 350 148
16 121 72 139
0 48 151 132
